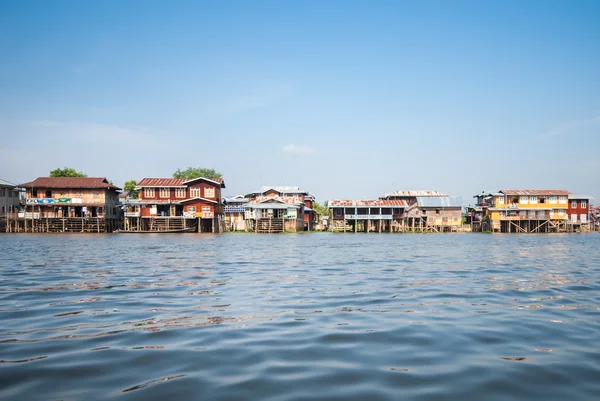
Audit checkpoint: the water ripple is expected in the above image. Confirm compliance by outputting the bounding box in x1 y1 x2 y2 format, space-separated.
0 233 599 400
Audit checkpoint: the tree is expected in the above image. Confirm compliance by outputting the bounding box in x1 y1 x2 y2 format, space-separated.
173 167 222 180
312 200 330 217
49 167 87 177
123 180 139 199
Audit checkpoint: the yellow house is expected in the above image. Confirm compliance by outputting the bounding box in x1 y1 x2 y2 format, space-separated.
474 190 570 233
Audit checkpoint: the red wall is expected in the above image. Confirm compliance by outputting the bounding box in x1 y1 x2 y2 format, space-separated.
567 199 590 217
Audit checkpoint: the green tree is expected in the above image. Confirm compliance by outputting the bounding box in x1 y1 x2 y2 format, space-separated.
123 180 139 199
173 167 222 180
49 167 87 177
312 200 330 217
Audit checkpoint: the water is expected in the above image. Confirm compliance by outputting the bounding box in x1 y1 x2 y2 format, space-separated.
1 233 599 401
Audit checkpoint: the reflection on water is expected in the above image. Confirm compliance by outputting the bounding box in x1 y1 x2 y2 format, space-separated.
1 233 600 400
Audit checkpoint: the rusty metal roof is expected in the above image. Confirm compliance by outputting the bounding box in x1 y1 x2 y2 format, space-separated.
501 190 571 196
328 199 408 207
384 190 447 197
137 177 225 188
136 178 187 187
19 177 121 190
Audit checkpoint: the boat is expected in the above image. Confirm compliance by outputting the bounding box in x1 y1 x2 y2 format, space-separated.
113 227 197 234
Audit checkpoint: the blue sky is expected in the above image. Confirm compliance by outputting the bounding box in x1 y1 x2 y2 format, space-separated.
1 0 599 204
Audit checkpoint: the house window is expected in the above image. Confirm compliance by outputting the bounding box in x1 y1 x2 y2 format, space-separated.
202 206 211 213
497 196 504 204
175 188 186 198
144 188 155 198
539 197 546 204
187 206 196 213
93 191 100 199
159 188 170 198
436 209 440 214
8 190 12 198
422 209 427 215
558 209 564 216
190 188 201 198
32 190 38 197
572 201 577 208
582 201 587 208
559 196 567 203
334 208 343 216
1 206 5 213
520 196 528 204
45 190 52 198
529 196 537 204
204 187 215 198
549 196 557 204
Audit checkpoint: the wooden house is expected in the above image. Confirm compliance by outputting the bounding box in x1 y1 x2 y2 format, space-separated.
380 190 462 232
244 186 313 233
567 195 593 231
404 196 463 232
124 177 226 233
224 195 249 231
328 199 408 232
0 179 22 232
473 189 570 233
10 177 121 233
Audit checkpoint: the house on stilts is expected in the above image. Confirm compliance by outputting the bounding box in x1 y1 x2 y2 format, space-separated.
473 189 570 233
244 186 316 233
122 177 226 233
8 177 121 233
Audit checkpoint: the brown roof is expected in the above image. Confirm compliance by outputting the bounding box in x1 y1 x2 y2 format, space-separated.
19 177 121 190
328 199 408 207
136 178 187 187
501 190 571 196
136 177 225 188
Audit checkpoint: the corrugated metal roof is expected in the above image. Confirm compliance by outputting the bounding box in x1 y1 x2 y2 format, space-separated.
415 196 462 208
225 197 249 203
501 190 570 196
19 177 121 190
474 190 503 197
257 186 307 194
136 177 225 188
136 178 187 187
328 199 408 207
0 178 17 187
247 203 300 210
384 190 447 197
568 194 594 200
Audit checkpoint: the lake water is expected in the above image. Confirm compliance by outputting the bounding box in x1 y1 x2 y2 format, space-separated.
1 233 599 400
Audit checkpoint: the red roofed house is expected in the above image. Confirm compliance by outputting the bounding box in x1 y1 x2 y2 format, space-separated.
14 177 121 232
125 177 225 233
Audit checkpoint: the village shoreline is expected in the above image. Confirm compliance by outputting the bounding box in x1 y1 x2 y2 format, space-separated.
1 178 597 235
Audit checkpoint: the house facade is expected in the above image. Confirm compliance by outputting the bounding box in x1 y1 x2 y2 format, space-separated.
244 186 312 233
0 179 21 215
567 195 592 230
380 190 462 232
0 179 22 232
125 177 225 232
474 190 570 233
328 199 408 232
224 195 249 231
11 177 121 233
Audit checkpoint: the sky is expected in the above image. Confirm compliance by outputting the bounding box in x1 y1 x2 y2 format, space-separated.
1 0 599 205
